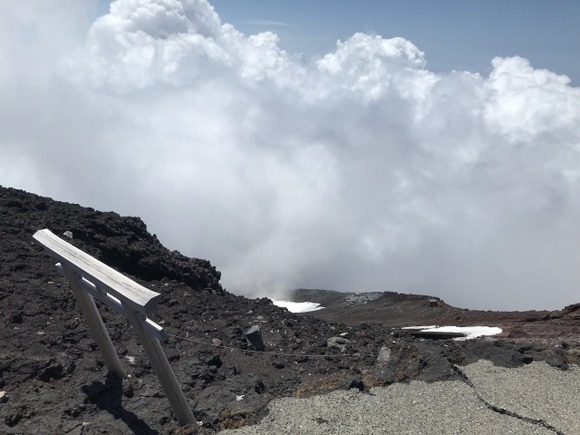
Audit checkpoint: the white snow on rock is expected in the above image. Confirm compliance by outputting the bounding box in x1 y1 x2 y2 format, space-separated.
403 325 503 340
272 300 325 313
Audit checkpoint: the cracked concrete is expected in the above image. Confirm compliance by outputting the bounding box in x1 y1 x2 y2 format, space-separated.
223 359 580 434
456 360 580 435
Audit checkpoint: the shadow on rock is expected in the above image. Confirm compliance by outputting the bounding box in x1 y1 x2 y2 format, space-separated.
82 374 158 435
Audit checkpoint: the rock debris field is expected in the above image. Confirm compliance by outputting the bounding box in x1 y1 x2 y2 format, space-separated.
1 186 579 434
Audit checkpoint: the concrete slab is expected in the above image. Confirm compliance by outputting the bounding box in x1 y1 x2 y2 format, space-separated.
223 375 555 434
457 360 580 435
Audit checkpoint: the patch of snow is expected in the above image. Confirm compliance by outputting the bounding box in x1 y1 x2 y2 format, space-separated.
272 300 325 313
404 325 503 340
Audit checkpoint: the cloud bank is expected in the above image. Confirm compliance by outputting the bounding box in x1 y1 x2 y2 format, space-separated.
1 0 579 310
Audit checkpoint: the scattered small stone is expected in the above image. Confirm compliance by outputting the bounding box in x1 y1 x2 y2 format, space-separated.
377 347 391 363
5 410 22 427
212 338 223 347
245 325 265 351
126 356 136 365
0 390 8 403
10 312 23 324
123 384 134 398
327 336 351 352
62 231 73 239
566 348 580 365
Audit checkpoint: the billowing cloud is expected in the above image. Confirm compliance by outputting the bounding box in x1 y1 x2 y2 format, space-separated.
1 0 579 310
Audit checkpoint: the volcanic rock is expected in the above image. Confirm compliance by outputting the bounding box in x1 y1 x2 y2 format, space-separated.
326 336 351 352
245 326 265 351
0 185 579 434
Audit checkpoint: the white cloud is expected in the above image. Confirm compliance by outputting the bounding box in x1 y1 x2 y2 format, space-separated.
1 0 579 310
244 20 289 27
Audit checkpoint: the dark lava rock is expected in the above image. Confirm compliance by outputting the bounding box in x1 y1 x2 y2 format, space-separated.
0 185 578 434
245 325 265 351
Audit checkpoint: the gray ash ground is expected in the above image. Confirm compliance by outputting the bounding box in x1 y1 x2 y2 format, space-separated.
1 186 579 434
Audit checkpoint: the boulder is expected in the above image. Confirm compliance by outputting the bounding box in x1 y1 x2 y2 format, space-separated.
377 347 392 363
327 336 351 352
245 325 265 351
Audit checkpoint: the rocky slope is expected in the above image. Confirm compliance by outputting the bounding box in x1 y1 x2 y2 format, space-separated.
1 186 579 434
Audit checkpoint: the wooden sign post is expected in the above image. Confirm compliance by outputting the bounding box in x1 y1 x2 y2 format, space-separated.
33 229 195 426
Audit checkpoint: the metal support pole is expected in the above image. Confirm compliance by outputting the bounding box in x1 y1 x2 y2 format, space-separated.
124 304 195 425
62 264 126 378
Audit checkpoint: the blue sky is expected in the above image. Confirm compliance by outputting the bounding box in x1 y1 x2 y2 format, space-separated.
179 0 578 85
92 1 580 85
92 1 580 84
